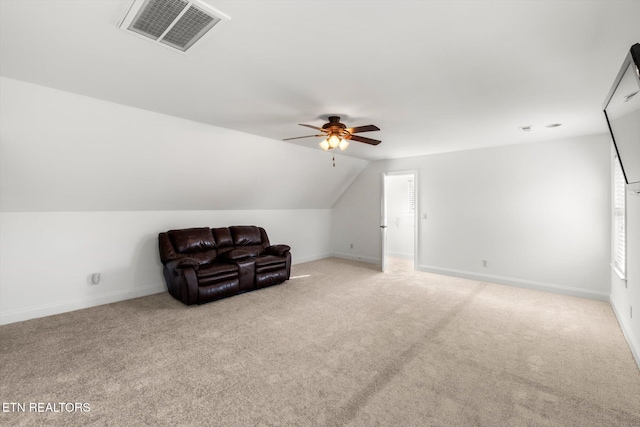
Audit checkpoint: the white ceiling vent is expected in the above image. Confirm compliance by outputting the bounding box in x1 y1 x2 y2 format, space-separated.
119 0 229 53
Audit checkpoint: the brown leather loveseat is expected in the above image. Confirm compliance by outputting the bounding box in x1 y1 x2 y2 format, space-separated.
158 226 291 305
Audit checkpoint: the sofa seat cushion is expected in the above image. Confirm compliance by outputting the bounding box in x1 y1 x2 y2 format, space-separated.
188 250 218 266
197 263 238 280
240 244 265 257
254 255 286 273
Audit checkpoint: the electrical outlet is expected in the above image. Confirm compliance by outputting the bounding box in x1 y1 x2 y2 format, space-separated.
482 260 488 267
350 243 354 249
91 273 101 285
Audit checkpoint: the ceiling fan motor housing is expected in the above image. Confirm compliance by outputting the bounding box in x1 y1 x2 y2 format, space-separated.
323 116 348 137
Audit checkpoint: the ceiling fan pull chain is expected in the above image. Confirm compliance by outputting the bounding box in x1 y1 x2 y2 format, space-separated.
332 153 335 167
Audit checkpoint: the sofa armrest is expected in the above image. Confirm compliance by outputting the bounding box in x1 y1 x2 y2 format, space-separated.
164 257 200 305
167 257 200 271
264 244 291 257
221 249 252 261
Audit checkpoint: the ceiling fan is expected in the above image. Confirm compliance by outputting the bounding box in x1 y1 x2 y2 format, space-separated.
283 116 381 152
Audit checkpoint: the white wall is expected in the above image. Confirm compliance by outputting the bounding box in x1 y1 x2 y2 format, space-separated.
332 134 612 300
0 77 362 324
386 174 415 259
0 209 331 325
610 148 640 367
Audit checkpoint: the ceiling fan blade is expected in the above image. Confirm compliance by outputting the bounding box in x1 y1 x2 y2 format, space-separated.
299 124 327 132
283 134 324 141
349 134 382 145
346 124 380 134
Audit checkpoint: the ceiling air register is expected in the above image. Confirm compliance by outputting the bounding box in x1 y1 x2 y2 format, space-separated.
119 0 229 52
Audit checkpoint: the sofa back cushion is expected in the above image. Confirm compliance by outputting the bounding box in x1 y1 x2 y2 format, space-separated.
160 226 275 265
212 227 234 249
230 226 262 245
168 228 216 254
229 226 267 257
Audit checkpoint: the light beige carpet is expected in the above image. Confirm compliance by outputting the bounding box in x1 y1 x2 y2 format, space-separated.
1 257 639 426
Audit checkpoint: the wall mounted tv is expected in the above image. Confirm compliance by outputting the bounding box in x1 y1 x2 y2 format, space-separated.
603 43 640 193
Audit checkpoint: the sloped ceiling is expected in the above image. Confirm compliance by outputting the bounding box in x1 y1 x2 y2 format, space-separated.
0 77 368 212
1 1 639 162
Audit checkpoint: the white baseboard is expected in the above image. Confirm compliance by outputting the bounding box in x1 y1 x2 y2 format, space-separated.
417 265 610 302
0 283 166 326
610 297 640 371
332 252 381 265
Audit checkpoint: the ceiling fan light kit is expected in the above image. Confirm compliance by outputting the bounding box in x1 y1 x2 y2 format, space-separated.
283 116 381 165
322 134 346 151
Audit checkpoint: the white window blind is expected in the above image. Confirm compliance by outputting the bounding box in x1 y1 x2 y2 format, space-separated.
406 179 415 213
613 156 626 279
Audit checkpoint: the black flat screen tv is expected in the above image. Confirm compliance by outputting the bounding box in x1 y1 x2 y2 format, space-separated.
603 43 640 193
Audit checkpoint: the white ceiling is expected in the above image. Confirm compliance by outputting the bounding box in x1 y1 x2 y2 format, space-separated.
1 0 639 161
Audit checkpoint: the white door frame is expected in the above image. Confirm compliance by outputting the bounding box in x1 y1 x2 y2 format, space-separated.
381 170 419 272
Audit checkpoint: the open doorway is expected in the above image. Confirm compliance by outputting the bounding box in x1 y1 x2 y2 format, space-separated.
381 171 418 272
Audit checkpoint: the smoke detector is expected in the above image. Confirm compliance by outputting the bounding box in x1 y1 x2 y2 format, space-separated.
119 0 230 53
